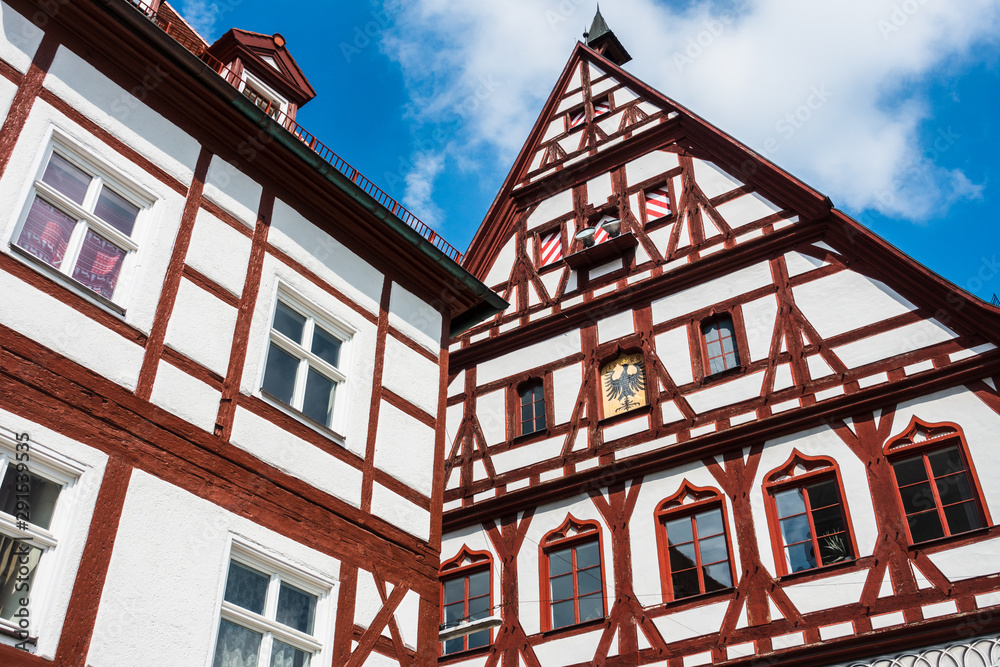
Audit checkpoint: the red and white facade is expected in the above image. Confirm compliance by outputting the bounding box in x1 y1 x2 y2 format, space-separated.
440 26 1000 667
0 1 504 665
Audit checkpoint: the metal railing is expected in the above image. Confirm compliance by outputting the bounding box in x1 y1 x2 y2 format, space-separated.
124 0 464 263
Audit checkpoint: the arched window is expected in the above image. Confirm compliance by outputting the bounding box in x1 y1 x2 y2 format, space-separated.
884 418 989 544
764 452 857 575
440 547 493 656
518 379 546 436
540 516 606 631
655 483 735 602
701 315 740 375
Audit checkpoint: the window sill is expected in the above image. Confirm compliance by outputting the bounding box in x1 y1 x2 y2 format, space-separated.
511 428 552 447
9 243 127 316
777 558 858 583
700 364 743 386
907 525 997 554
259 390 346 447
541 615 606 639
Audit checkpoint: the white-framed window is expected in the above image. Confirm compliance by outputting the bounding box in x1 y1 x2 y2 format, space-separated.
211 539 332 667
239 71 288 120
7 131 152 309
259 287 353 436
0 430 80 639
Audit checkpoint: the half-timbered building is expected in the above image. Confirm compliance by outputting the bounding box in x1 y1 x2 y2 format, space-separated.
440 10 1000 667
0 0 505 665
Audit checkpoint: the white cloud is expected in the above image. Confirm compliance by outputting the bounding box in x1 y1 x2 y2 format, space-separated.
403 151 446 225
380 0 999 225
178 0 224 41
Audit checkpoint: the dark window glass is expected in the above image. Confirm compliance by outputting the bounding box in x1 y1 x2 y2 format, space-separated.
773 476 853 573
546 538 604 629
892 445 984 544
702 317 739 374
519 382 546 435
42 153 90 204
273 302 306 343
262 343 298 404
0 468 61 529
94 186 139 235
311 326 342 367
662 506 733 600
302 369 335 427
223 562 269 615
441 567 492 655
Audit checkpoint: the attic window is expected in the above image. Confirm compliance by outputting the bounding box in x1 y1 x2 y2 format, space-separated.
240 71 288 120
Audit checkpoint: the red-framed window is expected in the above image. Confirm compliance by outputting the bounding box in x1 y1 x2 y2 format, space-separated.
540 516 606 631
440 547 493 656
655 483 735 601
885 418 989 545
701 315 740 375
518 379 546 436
764 452 857 575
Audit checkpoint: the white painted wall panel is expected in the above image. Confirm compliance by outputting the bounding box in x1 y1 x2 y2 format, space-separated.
478 329 581 385
374 400 435 497
477 389 506 446
655 327 694 387
186 208 252 297
833 319 958 369
714 192 783 228
0 73 17 121
354 569 382 629
485 236 517 286
927 536 1000 581
492 437 562 474
0 269 144 389
794 271 916 339
692 159 742 199
270 198 384 315
533 630 603 665
388 283 442 355
587 172 613 207
230 406 363 508
686 372 765 414
598 310 634 343
163 278 238 377
203 155 261 228
0 2 42 73
382 335 440 416
742 294 779 362
785 251 826 277
784 569 868 613
552 363 582 424
371 482 430 541
395 588 421 650
44 48 201 185
651 262 773 324
652 599 728 642
149 361 221 433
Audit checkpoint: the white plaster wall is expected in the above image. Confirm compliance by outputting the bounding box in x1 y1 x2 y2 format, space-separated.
625 150 679 186
692 160 742 199
587 173 613 207
382 335 440 416
526 189 573 230
445 402 464 453
203 156 261 228
652 599 729 642
927 535 1000 581
552 363 582 424
374 400 435 497
533 629 604 665
270 198 384 316
388 283 442 355
715 192 782 228
230 406 363 508
44 47 201 186
0 1 42 73
87 470 341 667
598 310 634 344
654 327 694 387
794 271 916 339
650 262 773 324
485 235 516 286
243 255 379 457
163 278 238 377
149 360 221 433
0 411 107 659
0 268 144 389
0 70 17 121
370 482 430 541
477 389 506 446
185 209 252 297
784 251 826 277
783 569 867 613
478 329 581 385
686 372 765 414
742 294 779 362
492 437 563 475
833 319 958 369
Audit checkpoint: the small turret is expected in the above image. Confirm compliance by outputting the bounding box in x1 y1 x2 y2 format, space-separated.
583 5 632 66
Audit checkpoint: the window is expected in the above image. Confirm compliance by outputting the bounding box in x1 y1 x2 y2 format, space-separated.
212 543 330 667
261 293 352 433
518 380 546 436
644 185 672 222
885 418 988 544
765 453 856 575
701 316 740 375
10 137 149 304
655 484 734 601
540 516 605 631
440 547 493 656
240 71 288 120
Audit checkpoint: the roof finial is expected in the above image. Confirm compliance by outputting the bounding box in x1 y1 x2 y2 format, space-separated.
584 5 631 66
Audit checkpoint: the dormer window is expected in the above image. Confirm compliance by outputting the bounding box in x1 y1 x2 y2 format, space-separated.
240 71 288 120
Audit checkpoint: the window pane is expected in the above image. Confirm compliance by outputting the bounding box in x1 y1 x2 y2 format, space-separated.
468 594 490 619
534 413 547 433
665 517 694 545
0 536 42 621
698 535 728 565
577 567 603 596
262 343 299 404
42 153 90 204
17 197 76 269
0 468 61 530
94 186 139 236
779 514 811 546
785 541 816 573
774 488 806 519
811 506 846 537
311 326 342 368
444 601 465 624
578 593 604 622
212 619 262 667
443 636 464 655
575 541 600 569
468 570 489 597
695 509 724 537
708 355 726 375
550 573 574 602
927 447 964 478
443 577 465 604
223 561 269 614
703 562 732 591
270 640 311 667
276 583 317 634
936 472 976 507
818 533 852 565
899 481 935 515
273 302 306 343
549 548 572 576
551 599 575 629
908 510 945 543
893 456 928 487
302 369 335 426
671 568 701 599
521 403 533 423
943 501 983 535
468 628 490 650
71 230 125 299
805 479 839 510
669 543 697 571
533 384 544 401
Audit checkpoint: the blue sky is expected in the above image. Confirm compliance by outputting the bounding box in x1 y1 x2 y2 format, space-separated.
180 0 1000 300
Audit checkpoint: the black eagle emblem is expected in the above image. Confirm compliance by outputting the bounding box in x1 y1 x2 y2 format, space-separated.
604 360 646 413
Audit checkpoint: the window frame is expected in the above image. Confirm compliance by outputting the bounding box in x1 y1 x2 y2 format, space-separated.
763 451 859 577
654 483 736 603
238 70 289 120
538 515 607 633
516 378 547 438
699 314 741 377
258 283 355 439
4 128 155 312
439 546 494 657
208 537 334 667
884 417 990 545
